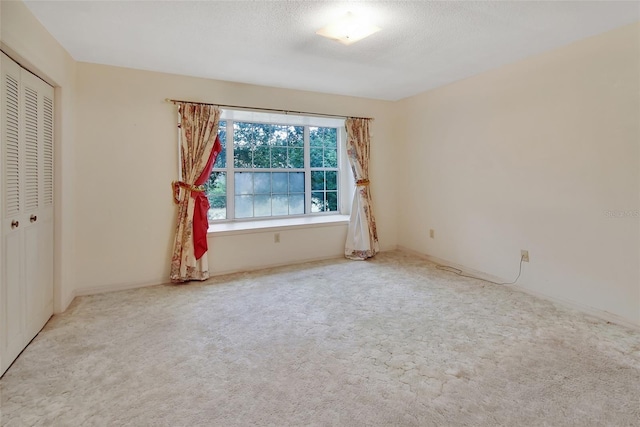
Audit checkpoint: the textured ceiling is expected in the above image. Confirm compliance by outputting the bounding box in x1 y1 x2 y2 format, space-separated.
23 1 640 101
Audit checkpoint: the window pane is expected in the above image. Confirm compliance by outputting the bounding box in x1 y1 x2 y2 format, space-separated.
206 171 226 220
311 191 325 212
311 171 324 191
209 196 226 220
288 148 304 168
254 172 270 194
254 195 271 217
272 126 287 146
326 171 337 190
271 147 287 168
214 121 227 168
235 195 253 218
310 127 337 147
287 126 304 147
324 148 338 168
272 173 288 193
310 148 323 167
235 122 281 168
289 194 304 215
234 122 252 145
253 146 270 168
272 195 288 216
235 172 252 195
309 127 323 146
289 172 304 193
234 143 252 168
323 128 337 147
218 121 227 144
327 191 338 211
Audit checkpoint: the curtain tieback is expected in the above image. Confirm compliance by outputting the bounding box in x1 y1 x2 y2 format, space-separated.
356 179 370 187
172 181 205 204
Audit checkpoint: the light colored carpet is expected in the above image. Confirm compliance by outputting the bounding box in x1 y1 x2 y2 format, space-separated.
1 251 639 426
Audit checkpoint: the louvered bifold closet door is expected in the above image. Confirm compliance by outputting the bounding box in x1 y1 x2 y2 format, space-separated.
0 53 54 376
1 53 27 374
43 96 54 207
39 88 55 336
21 68 54 341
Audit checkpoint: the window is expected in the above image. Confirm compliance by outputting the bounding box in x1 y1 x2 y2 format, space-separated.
205 110 348 222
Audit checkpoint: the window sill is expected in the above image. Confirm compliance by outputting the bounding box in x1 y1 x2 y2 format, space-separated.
208 215 350 237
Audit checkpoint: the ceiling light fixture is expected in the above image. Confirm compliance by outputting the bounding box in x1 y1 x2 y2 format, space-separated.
316 12 381 46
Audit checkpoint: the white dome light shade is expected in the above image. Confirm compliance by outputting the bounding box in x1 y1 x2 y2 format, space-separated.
316 12 381 46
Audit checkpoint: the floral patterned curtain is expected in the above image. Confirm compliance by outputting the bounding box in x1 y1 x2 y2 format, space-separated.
170 103 222 282
345 118 379 260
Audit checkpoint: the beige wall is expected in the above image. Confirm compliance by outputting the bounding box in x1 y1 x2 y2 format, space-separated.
208 224 348 278
1 0 77 312
4 0 639 326
74 63 398 293
398 23 640 325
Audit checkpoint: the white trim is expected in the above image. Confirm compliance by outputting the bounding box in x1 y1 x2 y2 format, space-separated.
74 277 170 298
207 253 345 278
209 214 349 236
512 283 640 331
70 252 349 298
397 246 640 331
56 288 77 314
220 108 345 128
304 126 311 213
398 247 507 283
226 120 235 216
338 126 352 214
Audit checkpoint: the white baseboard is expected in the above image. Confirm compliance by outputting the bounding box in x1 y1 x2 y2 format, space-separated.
396 246 640 331
61 289 76 313
74 277 170 297
208 253 346 278
398 246 508 283
53 288 77 314
72 253 348 298
510 285 640 331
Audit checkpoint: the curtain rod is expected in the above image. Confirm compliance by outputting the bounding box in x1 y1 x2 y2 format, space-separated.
165 98 372 121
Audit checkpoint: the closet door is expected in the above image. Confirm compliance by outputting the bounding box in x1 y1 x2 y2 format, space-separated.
21 70 54 339
37 88 55 336
0 53 54 376
1 53 26 374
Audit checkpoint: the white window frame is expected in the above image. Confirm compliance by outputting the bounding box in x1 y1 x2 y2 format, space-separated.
207 109 353 224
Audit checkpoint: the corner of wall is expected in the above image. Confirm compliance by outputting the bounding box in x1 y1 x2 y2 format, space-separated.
2 0 79 314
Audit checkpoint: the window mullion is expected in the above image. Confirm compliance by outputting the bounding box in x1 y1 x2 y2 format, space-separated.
227 120 235 220
338 127 350 215
304 126 311 214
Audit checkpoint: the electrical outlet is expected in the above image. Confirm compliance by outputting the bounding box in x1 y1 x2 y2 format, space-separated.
429 229 435 239
274 233 280 243
521 250 529 262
